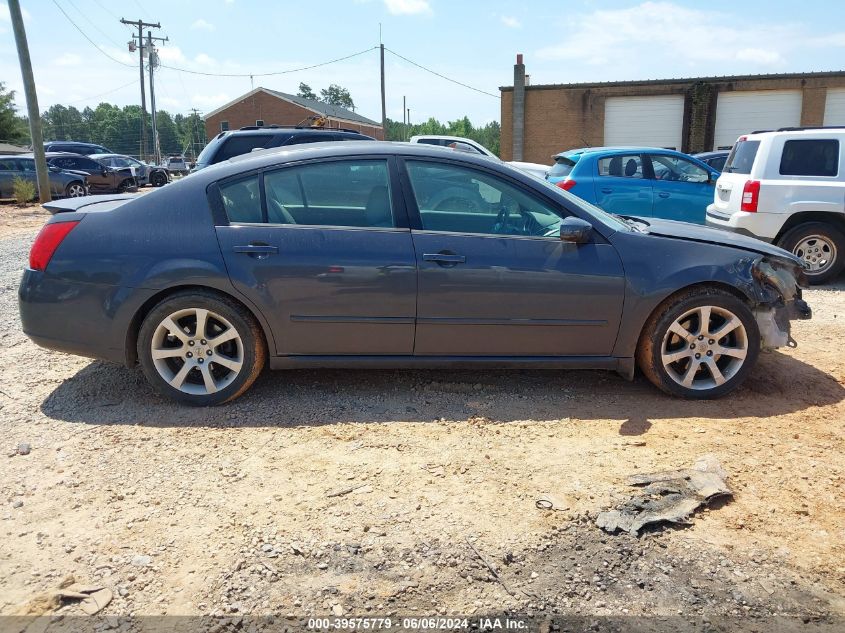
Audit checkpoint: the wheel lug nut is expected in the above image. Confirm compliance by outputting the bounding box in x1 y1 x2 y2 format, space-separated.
706 350 713 356
708 339 715 345
698 335 704 341
689 343 696 349
186 352 193 358
207 350 213 355
198 358 204 364
695 353 701 359
188 340 195 346
201 339 207 345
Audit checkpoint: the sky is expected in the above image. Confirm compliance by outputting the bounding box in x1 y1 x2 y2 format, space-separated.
2 0 845 126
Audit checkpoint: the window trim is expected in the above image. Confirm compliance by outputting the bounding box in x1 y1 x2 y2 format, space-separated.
398 156 572 239
256 119 265 127
220 121 229 132
212 155 411 230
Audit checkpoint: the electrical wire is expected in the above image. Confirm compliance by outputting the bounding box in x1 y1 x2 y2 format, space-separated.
50 0 134 68
384 47 500 99
65 79 138 105
63 0 123 48
158 46 379 77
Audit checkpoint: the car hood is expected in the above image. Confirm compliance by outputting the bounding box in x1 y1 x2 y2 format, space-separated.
628 216 801 264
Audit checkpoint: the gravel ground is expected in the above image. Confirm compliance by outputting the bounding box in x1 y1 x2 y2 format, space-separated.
0 204 843 631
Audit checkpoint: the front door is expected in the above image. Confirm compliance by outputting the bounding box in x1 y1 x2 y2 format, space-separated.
215 158 417 356
647 154 715 224
402 159 625 357
592 153 653 216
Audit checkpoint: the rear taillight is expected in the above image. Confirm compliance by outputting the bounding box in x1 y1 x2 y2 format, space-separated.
740 180 760 212
29 221 80 271
556 179 577 191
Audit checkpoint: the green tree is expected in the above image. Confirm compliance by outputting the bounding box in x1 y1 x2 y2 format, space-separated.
297 82 317 100
0 82 29 144
320 84 354 109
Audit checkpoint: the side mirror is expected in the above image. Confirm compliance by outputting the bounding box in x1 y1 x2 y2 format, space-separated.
709 171 719 183
559 216 593 243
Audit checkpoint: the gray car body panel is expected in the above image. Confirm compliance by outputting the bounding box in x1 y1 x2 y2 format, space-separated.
18 142 807 373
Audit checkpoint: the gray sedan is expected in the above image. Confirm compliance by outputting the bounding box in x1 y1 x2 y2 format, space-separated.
0 155 87 199
19 142 810 405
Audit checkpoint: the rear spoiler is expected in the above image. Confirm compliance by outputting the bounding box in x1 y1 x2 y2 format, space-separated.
42 193 137 215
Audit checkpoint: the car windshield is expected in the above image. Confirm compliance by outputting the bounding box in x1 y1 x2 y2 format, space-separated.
533 177 631 232
723 140 760 174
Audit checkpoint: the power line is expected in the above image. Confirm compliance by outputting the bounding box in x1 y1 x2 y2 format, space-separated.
65 79 138 105
385 47 500 99
63 0 123 48
50 0 133 67
158 46 379 77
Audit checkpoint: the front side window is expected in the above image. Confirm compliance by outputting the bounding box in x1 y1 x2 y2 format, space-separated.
263 160 394 228
598 154 644 179
406 160 563 237
780 139 839 177
649 155 709 183
220 175 262 224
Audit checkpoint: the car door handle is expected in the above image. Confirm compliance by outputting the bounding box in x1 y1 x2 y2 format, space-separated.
423 253 466 265
658 192 670 198
233 244 278 255
600 187 613 194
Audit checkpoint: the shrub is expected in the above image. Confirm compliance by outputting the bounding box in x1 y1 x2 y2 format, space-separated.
12 176 36 205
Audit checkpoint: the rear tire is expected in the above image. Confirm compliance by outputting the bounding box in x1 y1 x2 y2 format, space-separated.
777 222 845 285
150 171 167 187
637 287 760 399
137 291 266 406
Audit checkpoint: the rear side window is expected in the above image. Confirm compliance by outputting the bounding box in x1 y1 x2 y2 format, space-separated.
0 158 19 170
598 154 644 179
220 176 262 224
549 157 576 178
724 140 760 174
779 139 839 177
215 135 274 162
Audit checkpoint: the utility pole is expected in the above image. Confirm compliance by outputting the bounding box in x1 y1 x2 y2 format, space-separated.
144 30 168 166
379 24 386 140
9 0 50 202
403 95 406 142
120 18 160 161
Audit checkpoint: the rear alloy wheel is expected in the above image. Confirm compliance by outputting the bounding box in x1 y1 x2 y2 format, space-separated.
778 222 845 285
637 288 760 399
65 182 86 198
150 171 167 187
138 292 266 405
118 178 136 193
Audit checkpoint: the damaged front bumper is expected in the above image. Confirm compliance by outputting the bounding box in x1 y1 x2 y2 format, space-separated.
744 256 812 350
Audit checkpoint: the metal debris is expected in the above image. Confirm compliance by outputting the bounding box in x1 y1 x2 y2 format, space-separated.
597 454 732 535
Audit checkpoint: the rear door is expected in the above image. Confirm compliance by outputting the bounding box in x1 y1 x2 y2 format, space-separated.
0 158 21 198
647 153 714 224
593 153 653 215
214 156 417 356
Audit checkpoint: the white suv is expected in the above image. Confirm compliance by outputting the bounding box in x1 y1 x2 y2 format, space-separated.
706 128 845 283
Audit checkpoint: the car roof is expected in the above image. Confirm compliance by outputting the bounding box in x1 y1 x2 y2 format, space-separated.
741 127 845 139
554 146 685 159
213 127 370 140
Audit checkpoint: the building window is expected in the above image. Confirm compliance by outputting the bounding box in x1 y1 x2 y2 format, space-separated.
256 119 264 127
220 121 229 132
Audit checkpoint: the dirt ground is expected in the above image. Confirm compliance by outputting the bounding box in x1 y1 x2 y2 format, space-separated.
0 201 843 631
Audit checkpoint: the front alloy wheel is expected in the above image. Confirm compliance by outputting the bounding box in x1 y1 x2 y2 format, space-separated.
138 291 266 405
65 182 86 198
637 288 760 398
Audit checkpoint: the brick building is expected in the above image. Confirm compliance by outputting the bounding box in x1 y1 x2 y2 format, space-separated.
500 57 845 164
203 87 384 140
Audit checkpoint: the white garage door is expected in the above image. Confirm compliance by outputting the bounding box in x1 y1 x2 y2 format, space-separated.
713 90 802 149
824 89 845 125
604 95 684 149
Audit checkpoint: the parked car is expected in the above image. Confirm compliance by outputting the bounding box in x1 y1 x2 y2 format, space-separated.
694 150 730 172
42 153 137 194
20 142 810 405
410 134 550 179
0 154 87 199
43 141 112 156
163 155 189 176
706 127 845 284
193 126 376 171
91 153 170 187
547 147 720 224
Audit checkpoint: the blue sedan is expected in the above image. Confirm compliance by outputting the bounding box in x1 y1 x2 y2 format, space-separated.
547 147 720 224
20 142 808 405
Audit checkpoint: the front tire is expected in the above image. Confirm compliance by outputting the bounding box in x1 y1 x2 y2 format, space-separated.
137 291 266 405
150 171 167 187
637 287 760 399
65 181 86 198
777 222 845 285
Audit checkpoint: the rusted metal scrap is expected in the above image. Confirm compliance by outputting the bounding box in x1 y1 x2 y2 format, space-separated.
597 454 732 535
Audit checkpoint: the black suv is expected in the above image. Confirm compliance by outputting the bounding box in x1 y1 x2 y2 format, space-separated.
193 126 375 171
44 141 113 156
